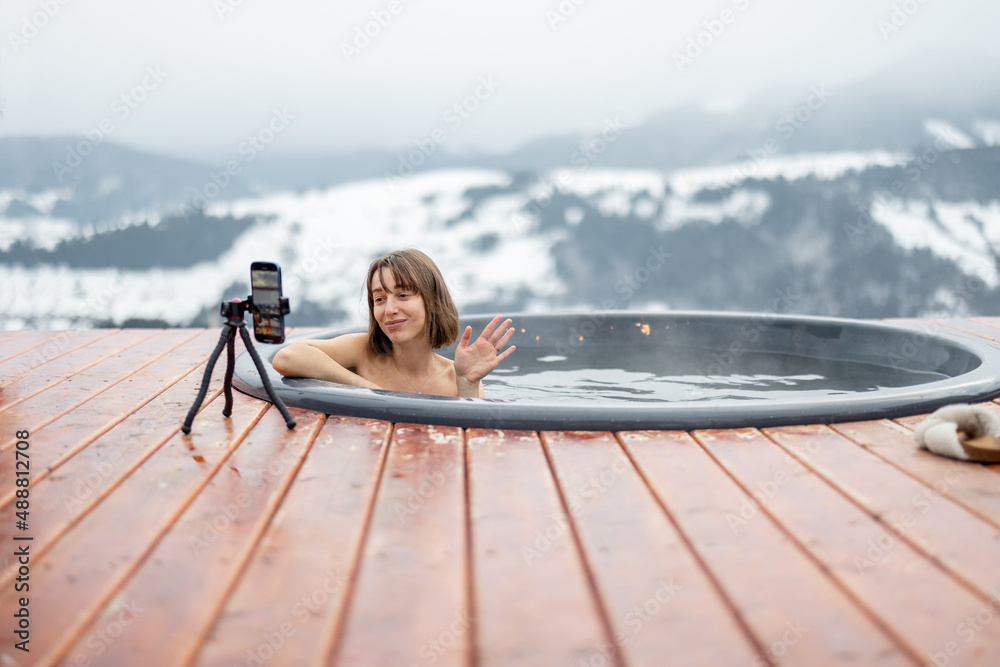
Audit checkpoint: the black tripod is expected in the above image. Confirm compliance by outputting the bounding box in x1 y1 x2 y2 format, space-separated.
181 297 296 434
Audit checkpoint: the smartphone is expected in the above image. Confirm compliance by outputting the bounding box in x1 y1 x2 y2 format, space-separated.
250 261 285 344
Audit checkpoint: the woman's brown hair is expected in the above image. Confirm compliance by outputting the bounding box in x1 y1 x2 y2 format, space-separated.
365 249 459 356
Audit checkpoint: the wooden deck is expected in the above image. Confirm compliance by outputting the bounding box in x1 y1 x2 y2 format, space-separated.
1 319 1000 666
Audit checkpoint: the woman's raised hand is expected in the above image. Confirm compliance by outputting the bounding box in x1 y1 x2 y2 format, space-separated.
454 315 516 388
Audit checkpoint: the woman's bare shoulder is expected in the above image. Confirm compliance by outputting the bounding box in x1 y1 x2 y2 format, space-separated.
433 353 459 394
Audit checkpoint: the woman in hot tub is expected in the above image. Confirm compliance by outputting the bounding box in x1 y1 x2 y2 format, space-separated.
272 249 515 397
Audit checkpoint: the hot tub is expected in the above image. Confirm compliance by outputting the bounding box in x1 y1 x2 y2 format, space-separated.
232 312 1000 430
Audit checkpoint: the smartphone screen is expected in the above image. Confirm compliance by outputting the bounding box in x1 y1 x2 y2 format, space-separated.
250 261 285 344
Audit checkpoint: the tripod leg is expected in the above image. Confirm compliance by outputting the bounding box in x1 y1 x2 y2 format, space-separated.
238 325 297 429
222 327 236 417
181 326 230 434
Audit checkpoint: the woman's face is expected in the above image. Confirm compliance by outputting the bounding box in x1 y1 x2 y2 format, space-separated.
371 269 427 347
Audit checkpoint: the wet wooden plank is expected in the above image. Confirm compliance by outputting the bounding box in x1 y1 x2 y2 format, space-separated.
330 423 469 667
0 330 34 363
0 329 117 393
54 407 325 667
467 428 611 666
192 417 390 667
831 420 1000 530
934 318 1000 344
621 430 913 667
7 387 269 665
969 317 1000 330
697 427 1000 665
0 330 204 498
0 332 228 582
767 424 1000 602
0 329 153 417
0 330 73 365
542 430 758 666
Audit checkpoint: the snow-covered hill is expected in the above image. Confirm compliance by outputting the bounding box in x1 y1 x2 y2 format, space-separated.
2 143 999 329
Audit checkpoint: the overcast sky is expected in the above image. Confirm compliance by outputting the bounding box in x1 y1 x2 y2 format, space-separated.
1 0 998 162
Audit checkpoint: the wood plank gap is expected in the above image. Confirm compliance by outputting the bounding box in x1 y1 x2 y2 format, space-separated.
0 330 205 500
173 412 329 666
0 330 30 361
929 319 1000 345
50 408 327 667
763 425 1000 606
321 422 397 666
0 328 161 433
32 392 272 666
969 317 1000 329
0 330 96 369
0 360 228 590
0 328 120 393
463 428 479 667
613 431 774 665
836 419 1000 531
689 429 928 665
188 417 392 667
537 432 626 667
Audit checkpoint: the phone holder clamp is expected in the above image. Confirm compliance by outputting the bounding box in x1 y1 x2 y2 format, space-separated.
181 296 296 434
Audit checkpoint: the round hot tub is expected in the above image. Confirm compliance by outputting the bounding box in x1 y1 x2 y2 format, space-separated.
232 312 1000 430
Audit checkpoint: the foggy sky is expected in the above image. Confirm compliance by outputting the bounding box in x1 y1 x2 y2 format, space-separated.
1 0 998 163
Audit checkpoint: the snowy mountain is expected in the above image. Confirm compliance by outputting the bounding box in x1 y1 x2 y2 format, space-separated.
3 49 1000 329
2 143 999 329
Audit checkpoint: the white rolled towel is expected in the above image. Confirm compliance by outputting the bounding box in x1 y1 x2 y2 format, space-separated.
914 403 1000 461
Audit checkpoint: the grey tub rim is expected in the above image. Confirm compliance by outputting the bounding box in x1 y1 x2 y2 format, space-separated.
231 310 1000 431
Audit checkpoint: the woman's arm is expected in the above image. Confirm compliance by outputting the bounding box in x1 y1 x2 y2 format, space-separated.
271 333 383 390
